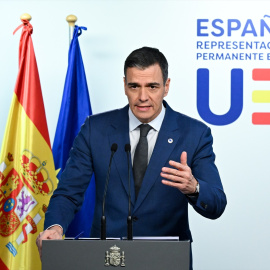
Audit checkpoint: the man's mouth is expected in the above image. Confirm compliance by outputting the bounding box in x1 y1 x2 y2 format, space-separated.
136 105 151 111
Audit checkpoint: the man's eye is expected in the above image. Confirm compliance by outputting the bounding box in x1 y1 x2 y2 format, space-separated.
150 85 156 89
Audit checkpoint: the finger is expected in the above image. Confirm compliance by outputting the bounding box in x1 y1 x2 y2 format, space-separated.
48 232 62 240
180 151 187 166
162 179 189 193
168 160 187 171
162 179 194 194
162 179 183 188
161 168 189 179
160 172 189 183
36 232 43 260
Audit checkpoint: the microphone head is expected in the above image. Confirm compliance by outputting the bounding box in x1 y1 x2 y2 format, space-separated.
125 144 131 152
111 143 118 152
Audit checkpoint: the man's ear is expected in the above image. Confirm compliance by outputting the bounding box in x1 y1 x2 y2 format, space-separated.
164 78 171 97
123 77 127 95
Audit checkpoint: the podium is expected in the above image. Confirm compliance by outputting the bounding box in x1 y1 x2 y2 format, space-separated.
42 239 190 270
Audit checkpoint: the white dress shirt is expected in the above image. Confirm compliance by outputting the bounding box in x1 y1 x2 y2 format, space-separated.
129 105 166 165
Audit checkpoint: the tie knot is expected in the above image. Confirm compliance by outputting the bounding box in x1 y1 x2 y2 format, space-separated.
139 124 152 137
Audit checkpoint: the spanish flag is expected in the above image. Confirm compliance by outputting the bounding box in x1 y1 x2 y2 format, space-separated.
0 20 58 269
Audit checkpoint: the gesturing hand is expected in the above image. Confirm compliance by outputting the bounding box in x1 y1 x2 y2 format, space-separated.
161 151 198 194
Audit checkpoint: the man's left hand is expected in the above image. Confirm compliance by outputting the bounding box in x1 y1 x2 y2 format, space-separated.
161 151 197 194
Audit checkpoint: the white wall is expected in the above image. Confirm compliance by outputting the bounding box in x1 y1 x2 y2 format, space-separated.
0 1 269 269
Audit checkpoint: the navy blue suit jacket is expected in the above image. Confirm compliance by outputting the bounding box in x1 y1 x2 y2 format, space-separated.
45 102 226 240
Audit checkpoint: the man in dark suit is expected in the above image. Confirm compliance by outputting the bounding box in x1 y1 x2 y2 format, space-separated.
36 47 226 266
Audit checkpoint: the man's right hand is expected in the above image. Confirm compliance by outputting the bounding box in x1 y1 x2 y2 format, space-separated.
36 226 63 260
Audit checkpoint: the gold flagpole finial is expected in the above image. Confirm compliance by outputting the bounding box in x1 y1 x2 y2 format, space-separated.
66 15 77 27
66 15 77 45
20 13 32 21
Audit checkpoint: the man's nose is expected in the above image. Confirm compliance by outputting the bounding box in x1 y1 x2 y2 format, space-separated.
139 88 148 101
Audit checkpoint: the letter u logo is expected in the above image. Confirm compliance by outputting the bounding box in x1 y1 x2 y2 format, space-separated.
197 68 243 125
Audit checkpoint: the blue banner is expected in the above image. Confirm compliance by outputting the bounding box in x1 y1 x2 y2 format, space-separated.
53 25 95 237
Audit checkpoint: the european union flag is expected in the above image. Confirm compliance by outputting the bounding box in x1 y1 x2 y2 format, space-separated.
52 25 95 237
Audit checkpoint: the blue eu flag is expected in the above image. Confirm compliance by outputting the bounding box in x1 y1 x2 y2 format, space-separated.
52 25 95 237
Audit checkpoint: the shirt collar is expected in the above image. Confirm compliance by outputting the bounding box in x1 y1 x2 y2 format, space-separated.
129 104 166 132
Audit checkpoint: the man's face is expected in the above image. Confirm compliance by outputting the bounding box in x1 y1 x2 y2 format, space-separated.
124 64 170 123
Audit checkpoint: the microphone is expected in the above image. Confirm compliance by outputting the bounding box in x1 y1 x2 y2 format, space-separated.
125 143 133 240
101 143 118 240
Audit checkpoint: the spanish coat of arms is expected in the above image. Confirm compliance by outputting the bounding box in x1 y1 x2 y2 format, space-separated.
105 245 125 267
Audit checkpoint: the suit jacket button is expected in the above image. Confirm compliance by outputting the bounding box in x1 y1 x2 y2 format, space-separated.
132 216 138 222
200 201 208 209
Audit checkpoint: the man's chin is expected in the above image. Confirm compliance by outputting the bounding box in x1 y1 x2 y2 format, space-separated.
134 112 153 123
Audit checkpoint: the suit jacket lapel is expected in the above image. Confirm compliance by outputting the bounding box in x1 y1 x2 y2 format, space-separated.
108 105 136 207
133 103 183 213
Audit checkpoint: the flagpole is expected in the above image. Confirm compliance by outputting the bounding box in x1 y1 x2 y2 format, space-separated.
66 14 77 44
20 13 32 22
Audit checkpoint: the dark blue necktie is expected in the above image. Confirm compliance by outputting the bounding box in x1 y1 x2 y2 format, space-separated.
133 124 152 198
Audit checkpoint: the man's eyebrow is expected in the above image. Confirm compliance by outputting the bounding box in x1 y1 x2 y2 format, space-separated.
127 82 161 87
127 82 139 86
146 82 160 87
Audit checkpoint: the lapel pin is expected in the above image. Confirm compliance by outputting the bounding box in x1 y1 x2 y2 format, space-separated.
168 138 173 144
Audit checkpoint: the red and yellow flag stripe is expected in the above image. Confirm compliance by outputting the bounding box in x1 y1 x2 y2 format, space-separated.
0 20 57 270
